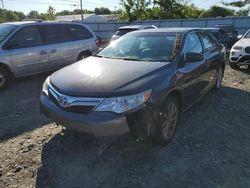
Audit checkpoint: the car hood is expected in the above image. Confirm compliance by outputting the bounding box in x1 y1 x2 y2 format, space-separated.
234 38 250 47
50 56 172 97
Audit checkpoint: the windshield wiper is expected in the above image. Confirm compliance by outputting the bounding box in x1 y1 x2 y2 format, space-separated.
92 54 103 58
121 58 143 61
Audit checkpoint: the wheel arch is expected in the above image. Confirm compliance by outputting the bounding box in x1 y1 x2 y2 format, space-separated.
77 50 92 60
0 63 14 78
163 89 183 113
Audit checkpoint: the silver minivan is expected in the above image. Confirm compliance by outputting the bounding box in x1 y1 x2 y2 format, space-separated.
0 21 99 90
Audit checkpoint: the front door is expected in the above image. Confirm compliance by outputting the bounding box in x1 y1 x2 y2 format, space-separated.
7 26 49 77
178 31 207 109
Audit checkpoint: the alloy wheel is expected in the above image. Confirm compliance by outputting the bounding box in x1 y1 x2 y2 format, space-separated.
161 102 178 140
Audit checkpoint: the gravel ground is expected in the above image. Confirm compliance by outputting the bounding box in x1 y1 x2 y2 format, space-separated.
0 65 249 188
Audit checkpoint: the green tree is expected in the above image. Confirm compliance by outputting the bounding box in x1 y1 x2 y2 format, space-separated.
153 0 183 19
223 0 250 16
46 6 56 20
199 6 235 18
94 7 111 15
180 3 203 18
13 11 26 21
4 10 18 22
27 10 40 19
223 0 250 7
133 0 151 20
56 10 71 16
120 0 135 22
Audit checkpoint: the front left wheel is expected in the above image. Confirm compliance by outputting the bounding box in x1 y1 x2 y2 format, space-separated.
152 96 180 145
0 67 10 91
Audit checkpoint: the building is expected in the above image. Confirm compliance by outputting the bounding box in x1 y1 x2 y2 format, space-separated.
56 14 116 22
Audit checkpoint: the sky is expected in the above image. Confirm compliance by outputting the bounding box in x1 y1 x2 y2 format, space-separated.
1 0 238 14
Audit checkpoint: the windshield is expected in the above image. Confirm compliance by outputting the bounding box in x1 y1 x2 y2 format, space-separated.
0 24 17 43
244 30 250 38
98 34 183 62
114 29 138 36
210 31 219 39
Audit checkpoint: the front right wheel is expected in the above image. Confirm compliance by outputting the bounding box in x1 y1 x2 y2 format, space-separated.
152 96 180 145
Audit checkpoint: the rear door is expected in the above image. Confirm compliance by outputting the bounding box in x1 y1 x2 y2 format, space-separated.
68 24 97 56
39 24 76 70
6 26 49 77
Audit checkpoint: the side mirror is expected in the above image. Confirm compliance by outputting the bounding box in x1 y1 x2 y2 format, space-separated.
185 52 204 63
237 35 243 39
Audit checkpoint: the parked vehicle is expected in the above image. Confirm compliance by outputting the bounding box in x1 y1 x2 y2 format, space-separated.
203 28 230 50
111 25 157 41
229 29 250 69
0 21 99 90
40 28 226 145
214 24 238 46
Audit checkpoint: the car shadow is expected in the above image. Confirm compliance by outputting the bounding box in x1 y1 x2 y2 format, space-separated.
36 86 250 188
0 72 52 142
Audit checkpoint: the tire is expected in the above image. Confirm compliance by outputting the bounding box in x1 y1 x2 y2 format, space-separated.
152 96 180 145
0 67 10 90
78 51 91 60
214 66 223 90
229 62 240 70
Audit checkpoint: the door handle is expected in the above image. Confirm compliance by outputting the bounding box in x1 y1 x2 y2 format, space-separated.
40 50 47 55
50 49 57 53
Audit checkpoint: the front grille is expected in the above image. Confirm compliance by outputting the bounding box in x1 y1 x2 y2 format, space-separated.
64 106 95 113
231 57 238 61
48 86 103 114
245 47 250 53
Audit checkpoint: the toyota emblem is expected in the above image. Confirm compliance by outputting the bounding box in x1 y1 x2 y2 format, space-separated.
58 95 69 107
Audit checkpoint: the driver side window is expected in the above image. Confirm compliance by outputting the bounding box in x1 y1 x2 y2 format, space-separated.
184 32 203 53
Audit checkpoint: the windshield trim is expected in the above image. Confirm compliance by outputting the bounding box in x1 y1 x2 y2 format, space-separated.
244 30 250 39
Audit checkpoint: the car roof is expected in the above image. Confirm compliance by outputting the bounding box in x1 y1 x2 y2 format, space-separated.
130 27 203 34
2 21 84 27
3 21 37 26
203 28 222 31
118 25 156 30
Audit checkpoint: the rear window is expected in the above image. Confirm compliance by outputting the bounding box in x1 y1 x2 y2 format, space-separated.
68 24 93 40
115 29 138 36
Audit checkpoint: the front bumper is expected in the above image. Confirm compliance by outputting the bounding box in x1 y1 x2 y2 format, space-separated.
229 49 250 65
40 94 130 138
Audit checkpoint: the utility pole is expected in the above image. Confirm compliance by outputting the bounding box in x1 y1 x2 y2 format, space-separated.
80 0 83 21
1 0 4 9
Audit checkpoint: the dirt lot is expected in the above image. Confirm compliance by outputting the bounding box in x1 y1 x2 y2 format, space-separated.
0 65 249 188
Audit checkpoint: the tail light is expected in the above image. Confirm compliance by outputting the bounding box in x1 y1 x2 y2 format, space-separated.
95 38 101 49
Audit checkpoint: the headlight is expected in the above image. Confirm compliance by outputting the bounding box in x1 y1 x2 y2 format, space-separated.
233 46 243 50
95 90 151 114
42 76 50 96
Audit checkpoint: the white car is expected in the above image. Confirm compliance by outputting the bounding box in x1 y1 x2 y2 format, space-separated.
229 29 250 69
111 25 157 41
